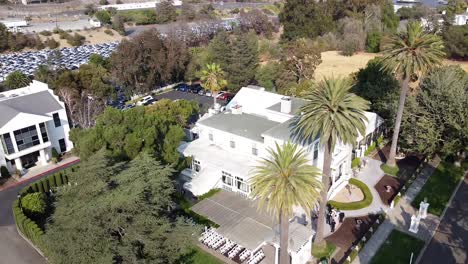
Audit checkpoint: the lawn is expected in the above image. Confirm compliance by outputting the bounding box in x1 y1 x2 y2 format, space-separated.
179 247 223 264
371 230 424 264
412 161 464 216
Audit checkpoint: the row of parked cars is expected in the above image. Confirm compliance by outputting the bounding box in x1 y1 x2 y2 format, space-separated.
0 42 119 81
175 83 234 101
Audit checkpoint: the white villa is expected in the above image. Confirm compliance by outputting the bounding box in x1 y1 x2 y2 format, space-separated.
0 81 73 176
178 85 383 200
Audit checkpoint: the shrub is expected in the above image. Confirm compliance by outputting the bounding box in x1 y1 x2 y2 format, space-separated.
197 188 221 201
352 158 361 169
364 142 376 156
104 29 114 35
99 0 108 5
328 178 373 210
366 31 381 53
51 147 60 163
67 33 86 46
1 165 10 178
45 38 60 49
377 135 384 146
39 30 52 36
381 163 400 176
21 193 47 216
55 172 63 186
12 200 44 248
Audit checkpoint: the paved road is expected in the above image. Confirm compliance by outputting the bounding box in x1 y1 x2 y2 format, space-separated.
0 162 77 264
419 175 468 264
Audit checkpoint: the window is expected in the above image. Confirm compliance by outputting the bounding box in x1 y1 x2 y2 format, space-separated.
236 176 249 193
58 138 66 153
14 125 40 151
1 133 15 154
39 123 49 143
193 159 201 173
230 140 235 148
252 144 258 156
335 164 343 183
53 113 61 127
208 132 213 141
222 171 233 186
313 142 319 161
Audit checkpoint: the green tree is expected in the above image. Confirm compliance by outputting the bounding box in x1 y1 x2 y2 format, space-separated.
381 0 399 33
4 71 30 90
200 63 227 105
95 10 112 24
352 59 399 126
0 23 10 52
279 0 337 40
112 14 126 35
442 25 468 59
88 53 110 69
294 77 369 250
445 0 468 17
366 31 382 52
255 62 281 92
155 0 178 23
249 142 322 264
21 192 47 216
226 32 259 90
380 21 445 167
400 66 468 160
184 47 211 82
42 151 197 263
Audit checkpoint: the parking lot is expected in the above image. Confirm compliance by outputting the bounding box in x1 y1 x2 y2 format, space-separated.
0 42 118 81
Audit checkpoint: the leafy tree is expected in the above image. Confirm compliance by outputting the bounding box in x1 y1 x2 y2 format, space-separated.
380 21 445 167
445 0 468 17
339 17 366 56
255 62 281 92
207 31 232 71
111 14 126 35
249 142 322 264
111 29 189 95
352 58 399 126
400 66 468 160
21 192 47 216
155 0 178 23
442 25 468 59
239 9 276 37
294 77 369 250
99 0 108 5
200 63 227 105
381 0 399 33
88 53 110 69
226 32 259 90
4 71 30 90
42 151 197 264
95 10 112 24
184 47 211 82
396 4 431 20
0 23 10 52
279 0 337 40
366 31 382 53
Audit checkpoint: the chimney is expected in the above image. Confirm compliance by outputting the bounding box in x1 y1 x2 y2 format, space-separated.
280 96 292 114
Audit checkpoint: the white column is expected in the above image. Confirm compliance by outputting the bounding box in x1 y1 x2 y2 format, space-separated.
39 149 48 165
35 124 44 144
15 158 23 171
274 244 280 264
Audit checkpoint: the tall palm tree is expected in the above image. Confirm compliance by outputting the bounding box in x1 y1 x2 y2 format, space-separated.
294 77 369 250
200 63 228 106
380 21 445 167
249 142 323 264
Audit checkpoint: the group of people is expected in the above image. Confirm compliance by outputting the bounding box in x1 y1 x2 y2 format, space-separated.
326 205 345 233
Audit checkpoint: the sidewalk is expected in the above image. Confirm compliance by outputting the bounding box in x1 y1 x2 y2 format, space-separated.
0 156 80 191
352 157 441 264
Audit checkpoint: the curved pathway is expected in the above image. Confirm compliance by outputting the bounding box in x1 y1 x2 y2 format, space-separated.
0 158 79 264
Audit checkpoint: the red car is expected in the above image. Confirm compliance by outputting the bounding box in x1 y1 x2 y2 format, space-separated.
216 92 233 101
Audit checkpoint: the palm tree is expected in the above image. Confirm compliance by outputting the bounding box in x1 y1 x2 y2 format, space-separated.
249 142 323 264
380 21 445 167
200 63 228 106
294 77 369 250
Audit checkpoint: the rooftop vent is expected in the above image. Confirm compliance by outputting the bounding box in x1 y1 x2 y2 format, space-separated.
231 104 243 115
280 96 292 114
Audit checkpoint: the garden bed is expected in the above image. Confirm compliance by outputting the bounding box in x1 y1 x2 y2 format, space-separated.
370 230 424 264
374 175 404 205
329 178 373 210
412 161 464 216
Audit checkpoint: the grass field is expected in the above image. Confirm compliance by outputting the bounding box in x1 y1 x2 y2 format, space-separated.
315 51 468 80
412 161 464 216
371 230 424 264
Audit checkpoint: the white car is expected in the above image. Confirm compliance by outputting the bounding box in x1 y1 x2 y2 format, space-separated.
205 91 212 97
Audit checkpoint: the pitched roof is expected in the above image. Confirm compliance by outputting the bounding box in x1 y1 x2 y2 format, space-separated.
0 91 63 128
266 97 308 115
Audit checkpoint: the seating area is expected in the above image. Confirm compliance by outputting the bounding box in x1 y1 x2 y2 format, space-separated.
199 228 265 264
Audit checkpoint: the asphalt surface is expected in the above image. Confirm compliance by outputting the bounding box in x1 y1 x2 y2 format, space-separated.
0 163 77 264
419 175 468 264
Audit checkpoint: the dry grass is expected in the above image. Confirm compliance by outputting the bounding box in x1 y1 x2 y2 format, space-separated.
38 28 123 48
315 50 468 80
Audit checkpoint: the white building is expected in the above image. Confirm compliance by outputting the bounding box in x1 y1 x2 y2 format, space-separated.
178 86 383 200
0 20 28 33
89 18 102 28
98 0 182 11
454 9 468 25
0 81 73 175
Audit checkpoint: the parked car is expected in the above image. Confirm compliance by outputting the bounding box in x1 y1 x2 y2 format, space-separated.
205 90 212 97
198 89 205 95
188 84 202 93
137 95 154 106
217 92 234 101
175 83 189 92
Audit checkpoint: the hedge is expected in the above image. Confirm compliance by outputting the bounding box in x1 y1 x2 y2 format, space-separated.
364 142 377 156
352 158 361 169
20 165 78 196
12 200 44 249
329 178 373 210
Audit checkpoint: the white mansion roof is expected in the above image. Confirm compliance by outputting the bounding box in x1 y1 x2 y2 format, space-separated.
0 81 63 132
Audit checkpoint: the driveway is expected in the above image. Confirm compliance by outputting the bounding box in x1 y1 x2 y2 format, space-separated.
419 175 468 264
0 162 78 264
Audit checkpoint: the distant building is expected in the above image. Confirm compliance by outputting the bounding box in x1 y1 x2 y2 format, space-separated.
0 81 73 175
89 18 102 28
98 0 182 11
454 9 468 25
0 20 28 33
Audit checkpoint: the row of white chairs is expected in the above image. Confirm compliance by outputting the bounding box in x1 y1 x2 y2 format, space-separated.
228 245 243 259
239 249 252 262
247 250 265 264
220 240 236 254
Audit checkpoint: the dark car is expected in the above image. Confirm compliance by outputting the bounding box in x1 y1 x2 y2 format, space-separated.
188 84 202 93
175 83 189 92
